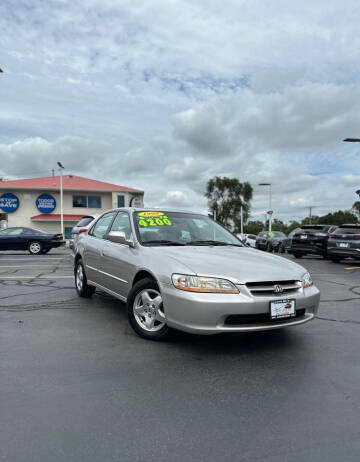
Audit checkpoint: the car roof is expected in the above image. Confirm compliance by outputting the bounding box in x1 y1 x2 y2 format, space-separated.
338 223 360 228
110 207 208 216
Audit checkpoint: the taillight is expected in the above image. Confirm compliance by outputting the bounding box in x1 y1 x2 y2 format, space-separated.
329 233 337 237
353 234 360 239
54 234 63 240
79 228 87 234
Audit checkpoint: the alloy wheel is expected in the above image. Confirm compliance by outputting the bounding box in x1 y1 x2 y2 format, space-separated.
133 288 166 332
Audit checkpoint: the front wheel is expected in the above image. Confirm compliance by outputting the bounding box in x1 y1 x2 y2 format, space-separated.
293 252 303 259
28 241 42 255
127 278 173 340
75 259 96 298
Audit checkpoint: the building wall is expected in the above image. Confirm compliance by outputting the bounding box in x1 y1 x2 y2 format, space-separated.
1 187 144 235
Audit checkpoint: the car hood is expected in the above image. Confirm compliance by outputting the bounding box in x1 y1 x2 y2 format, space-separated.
153 245 306 284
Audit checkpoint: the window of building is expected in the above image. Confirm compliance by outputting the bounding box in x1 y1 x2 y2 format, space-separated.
73 195 102 208
73 195 87 208
88 195 102 208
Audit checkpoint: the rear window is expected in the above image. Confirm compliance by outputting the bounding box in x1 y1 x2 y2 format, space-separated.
334 227 360 235
76 217 94 227
300 226 328 232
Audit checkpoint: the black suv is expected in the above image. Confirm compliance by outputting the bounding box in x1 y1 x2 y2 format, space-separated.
327 224 360 263
290 225 337 259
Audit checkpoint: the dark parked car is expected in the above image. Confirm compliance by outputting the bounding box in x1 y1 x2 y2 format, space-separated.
0 227 64 254
282 228 302 252
327 224 360 263
256 231 287 252
290 225 337 259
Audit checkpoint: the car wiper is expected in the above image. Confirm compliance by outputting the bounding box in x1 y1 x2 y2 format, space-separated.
142 240 185 246
185 240 242 247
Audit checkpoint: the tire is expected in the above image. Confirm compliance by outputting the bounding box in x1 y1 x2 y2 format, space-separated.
266 243 272 253
75 259 96 298
331 257 342 263
28 241 42 255
294 252 303 259
127 277 173 341
279 244 285 254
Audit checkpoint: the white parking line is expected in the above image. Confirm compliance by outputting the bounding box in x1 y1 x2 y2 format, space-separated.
345 266 360 270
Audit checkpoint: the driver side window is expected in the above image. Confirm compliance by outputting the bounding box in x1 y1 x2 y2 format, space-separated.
110 212 132 240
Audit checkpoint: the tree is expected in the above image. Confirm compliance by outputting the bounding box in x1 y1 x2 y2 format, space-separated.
205 176 253 232
243 220 265 235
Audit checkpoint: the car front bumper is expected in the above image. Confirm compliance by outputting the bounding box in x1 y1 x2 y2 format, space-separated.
160 283 320 334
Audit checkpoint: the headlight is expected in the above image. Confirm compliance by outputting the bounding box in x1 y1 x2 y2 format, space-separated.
301 272 313 289
172 274 239 294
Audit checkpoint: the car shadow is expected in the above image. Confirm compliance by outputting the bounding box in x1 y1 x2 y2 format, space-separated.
92 290 308 359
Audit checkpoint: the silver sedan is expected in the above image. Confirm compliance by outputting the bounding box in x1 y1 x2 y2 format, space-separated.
74 208 320 340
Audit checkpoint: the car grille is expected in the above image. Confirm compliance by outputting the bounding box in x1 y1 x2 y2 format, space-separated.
225 309 306 326
245 280 302 296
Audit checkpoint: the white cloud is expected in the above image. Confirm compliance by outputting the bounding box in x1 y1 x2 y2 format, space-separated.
0 0 359 223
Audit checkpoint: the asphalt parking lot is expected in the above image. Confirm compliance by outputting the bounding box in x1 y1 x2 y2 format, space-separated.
1 249 360 462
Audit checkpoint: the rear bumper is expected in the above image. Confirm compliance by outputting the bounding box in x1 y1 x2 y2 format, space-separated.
160 283 320 335
291 244 326 256
328 248 360 259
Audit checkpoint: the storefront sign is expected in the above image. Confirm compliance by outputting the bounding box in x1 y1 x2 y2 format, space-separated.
36 194 56 213
0 193 19 213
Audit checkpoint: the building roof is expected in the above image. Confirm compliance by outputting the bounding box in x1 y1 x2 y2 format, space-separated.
31 214 85 222
0 175 143 193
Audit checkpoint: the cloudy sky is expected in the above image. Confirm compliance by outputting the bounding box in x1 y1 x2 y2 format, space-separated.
1 0 359 222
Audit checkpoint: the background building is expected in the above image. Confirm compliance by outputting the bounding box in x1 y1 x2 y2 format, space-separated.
0 175 144 238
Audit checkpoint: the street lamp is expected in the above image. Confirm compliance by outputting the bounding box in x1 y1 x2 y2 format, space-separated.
258 183 272 232
57 162 64 237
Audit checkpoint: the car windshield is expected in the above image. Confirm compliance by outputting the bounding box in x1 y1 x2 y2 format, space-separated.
134 211 243 246
334 227 360 235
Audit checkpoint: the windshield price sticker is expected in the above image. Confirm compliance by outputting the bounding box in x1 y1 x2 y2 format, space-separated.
137 213 172 227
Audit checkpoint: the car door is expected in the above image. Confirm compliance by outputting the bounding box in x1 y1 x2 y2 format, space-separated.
83 212 117 287
101 211 138 299
0 228 25 250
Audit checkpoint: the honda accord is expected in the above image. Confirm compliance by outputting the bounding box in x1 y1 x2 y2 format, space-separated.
74 209 320 340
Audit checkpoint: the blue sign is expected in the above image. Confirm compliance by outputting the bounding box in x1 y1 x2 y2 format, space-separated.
36 194 56 214
0 193 19 213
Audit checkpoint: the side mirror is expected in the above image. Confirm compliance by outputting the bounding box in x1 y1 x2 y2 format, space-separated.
107 231 134 247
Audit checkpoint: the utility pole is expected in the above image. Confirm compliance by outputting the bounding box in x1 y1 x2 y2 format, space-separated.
307 206 315 224
240 206 244 235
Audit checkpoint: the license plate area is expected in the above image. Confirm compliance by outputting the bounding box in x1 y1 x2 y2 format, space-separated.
270 299 296 320
338 242 350 248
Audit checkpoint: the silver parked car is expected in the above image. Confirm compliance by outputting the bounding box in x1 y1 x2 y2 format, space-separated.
70 215 99 254
74 208 320 340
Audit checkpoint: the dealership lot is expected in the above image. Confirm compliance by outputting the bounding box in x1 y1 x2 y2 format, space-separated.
1 250 360 462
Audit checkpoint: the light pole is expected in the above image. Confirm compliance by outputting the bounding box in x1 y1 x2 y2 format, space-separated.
57 162 65 237
259 183 272 232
